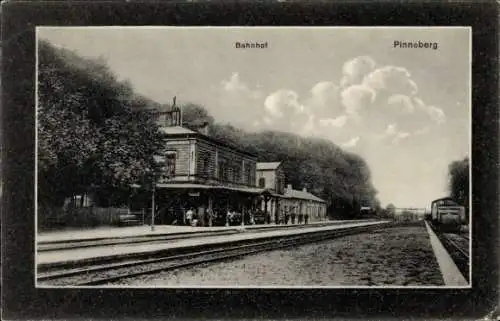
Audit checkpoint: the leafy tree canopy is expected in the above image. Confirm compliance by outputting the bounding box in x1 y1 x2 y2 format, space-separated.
38 40 165 207
448 157 469 209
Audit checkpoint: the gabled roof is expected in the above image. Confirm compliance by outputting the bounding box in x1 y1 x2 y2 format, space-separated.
256 162 282 170
284 188 326 203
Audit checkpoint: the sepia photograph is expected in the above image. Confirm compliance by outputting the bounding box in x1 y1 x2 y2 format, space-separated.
35 26 471 288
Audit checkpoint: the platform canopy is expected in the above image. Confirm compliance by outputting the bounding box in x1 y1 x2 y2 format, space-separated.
155 183 276 196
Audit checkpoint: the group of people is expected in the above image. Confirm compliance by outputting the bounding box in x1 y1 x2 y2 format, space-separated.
181 206 310 227
281 212 309 225
183 207 246 227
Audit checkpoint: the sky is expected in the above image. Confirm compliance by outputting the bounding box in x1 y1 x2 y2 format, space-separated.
38 27 471 208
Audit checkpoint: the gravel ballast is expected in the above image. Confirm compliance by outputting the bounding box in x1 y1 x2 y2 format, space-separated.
109 222 444 286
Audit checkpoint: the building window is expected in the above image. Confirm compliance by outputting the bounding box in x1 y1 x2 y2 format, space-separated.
233 163 241 183
245 165 252 185
258 177 266 188
165 152 176 177
218 158 229 181
200 155 211 178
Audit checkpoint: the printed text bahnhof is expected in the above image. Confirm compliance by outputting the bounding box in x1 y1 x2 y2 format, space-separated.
235 42 269 49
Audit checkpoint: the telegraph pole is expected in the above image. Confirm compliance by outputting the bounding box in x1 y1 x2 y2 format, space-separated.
151 172 156 231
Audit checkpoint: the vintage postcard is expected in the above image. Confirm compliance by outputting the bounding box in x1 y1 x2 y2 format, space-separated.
35 26 471 289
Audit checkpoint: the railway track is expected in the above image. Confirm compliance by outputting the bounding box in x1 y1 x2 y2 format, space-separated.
37 222 389 286
438 231 470 282
37 221 370 252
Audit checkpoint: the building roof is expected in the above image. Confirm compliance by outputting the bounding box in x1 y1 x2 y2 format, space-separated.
159 126 197 135
431 197 457 204
156 183 265 195
158 126 258 158
284 188 326 203
256 162 282 170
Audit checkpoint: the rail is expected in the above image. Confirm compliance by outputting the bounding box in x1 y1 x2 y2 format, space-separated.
37 221 390 286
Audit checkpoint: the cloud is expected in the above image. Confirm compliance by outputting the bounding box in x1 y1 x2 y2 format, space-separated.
319 115 348 128
307 81 342 118
264 89 305 119
392 131 411 144
427 105 446 124
341 136 360 148
221 72 261 99
362 66 418 96
300 114 318 136
412 97 446 124
385 123 397 135
225 58 445 146
214 72 266 130
387 94 415 113
340 84 376 115
311 81 339 97
377 123 411 144
341 56 376 87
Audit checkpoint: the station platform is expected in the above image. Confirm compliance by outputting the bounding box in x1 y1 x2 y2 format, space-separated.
424 221 468 286
36 220 389 267
37 219 372 244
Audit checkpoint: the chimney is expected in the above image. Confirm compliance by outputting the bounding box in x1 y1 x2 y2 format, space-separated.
302 187 307 192
199 121 210 136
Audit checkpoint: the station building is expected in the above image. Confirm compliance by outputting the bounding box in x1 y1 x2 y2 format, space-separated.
255 162 327 224
148 104 327 226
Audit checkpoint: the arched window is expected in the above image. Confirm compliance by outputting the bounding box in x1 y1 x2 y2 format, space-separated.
258 177 266 188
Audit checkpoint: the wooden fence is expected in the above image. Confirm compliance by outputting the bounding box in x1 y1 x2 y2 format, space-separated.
37 205 144 231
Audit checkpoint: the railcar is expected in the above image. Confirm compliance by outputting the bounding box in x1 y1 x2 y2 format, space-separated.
430 197 466 232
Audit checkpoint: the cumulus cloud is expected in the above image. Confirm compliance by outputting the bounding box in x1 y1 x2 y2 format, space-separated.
300 114 318 136
376 123 411 144
362 66 418 96
311 81 339 97
306 81 342 118
264 89 305 118
411 97 446 124
215 72 265 130
341 136 360 148
341 56 376 87
235 55 445 147
387 94 415 113
340 84 376 116
221 72 261 99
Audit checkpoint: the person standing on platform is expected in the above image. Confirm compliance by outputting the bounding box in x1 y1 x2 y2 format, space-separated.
305 213 309 224
226 209 232 226
291 210 296 224
207 208 213 227
186 208 193 226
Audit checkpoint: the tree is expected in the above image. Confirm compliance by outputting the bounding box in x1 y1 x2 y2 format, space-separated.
37 40 165 208
386 203 396 219
448 157 469 210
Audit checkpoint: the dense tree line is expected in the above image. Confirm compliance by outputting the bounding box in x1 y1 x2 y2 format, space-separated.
448 157 469 211
181 104 380 218
38 40 380 220
38 40 165 209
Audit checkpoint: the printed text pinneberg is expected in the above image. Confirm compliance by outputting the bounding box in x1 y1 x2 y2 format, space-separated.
235 42 269 49
393 40 438 50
